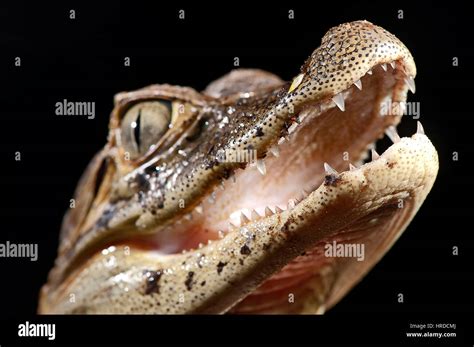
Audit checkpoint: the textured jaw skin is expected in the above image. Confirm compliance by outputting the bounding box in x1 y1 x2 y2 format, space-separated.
39 20 438 314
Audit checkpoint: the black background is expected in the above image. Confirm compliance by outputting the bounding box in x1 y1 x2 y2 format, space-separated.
1 0 473 345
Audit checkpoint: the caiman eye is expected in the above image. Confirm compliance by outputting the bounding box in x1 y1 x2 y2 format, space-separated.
121 101 171 160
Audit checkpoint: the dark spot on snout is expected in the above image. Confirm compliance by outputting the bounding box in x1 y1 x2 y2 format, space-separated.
240 244 251 255
144 269 163 295
255 126 264 137
324 174 341 186
185 271 195 290
217 261 227 274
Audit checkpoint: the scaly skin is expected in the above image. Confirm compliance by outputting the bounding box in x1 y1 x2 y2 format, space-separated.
39 21 438 314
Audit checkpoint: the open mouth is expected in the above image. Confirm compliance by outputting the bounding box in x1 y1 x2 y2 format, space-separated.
39 21 438 314
121 60 437 313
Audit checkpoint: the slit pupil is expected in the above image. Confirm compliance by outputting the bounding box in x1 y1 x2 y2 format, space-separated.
134 109 142 150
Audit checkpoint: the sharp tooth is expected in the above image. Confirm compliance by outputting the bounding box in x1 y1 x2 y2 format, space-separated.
288 199 296 209
275 206 284 213
349 163 357 171
229 222 238 230
405 76 416 93
278 137 286 145
270 146 280 157
208 191 216 203
218 230 225 238
381 63 387 71
185 213 193 221
265 206 274 216
332 93 345 112
251 209 260 220
207 240 213 245
288 122 298 134
367 69 373 75
198 243 204 249
371 149 380 160
385 126 401 143
240 212 250 225
416 121 425 135
256 159 266 175
324 162 338 175
302 189 309 197
219 181 225 190
390 61 396 69
195 205 203 214
353 79 362 90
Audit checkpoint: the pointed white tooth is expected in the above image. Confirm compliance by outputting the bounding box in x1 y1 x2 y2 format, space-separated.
265 206 274 217
256 159 266 175
218 230 225 239
270 146 280 157
185 213 193 221
278 137 286 145
288 199 296 209
405 76 416 93
416 121 425 135
332 93 345 112
385 126 401 143
195 205 203 214
366 69 373 75
229 222 238 230
198 243 204 249
275 206 284 213
390 61 396 69
349 163 357 171
240 212 250 225
353 79 362 90
381 63 387 71
251 209 260 220
207 239 212 245
324 162 338 175
371 149 380 160
208 191 216 203
288 122 298 134
219 181 225 190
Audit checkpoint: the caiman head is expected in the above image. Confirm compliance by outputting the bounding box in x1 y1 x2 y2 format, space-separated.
39 20 438 314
